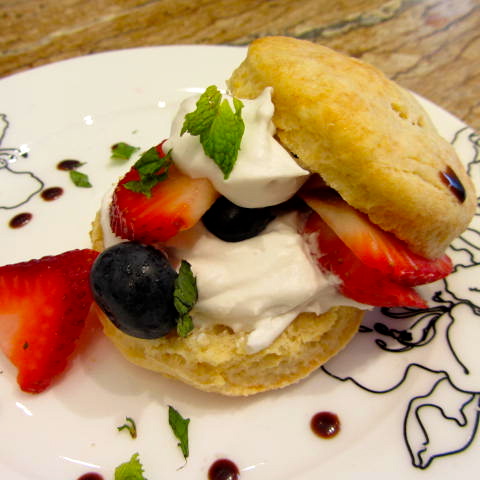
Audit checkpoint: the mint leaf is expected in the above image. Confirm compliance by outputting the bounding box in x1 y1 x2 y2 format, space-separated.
181 85 222 136
168 405 190 461
174 261 197 315
181 85 244 179
173 261 197 337
201 98 244 179
69 170 92 188
134 147 169 176
117 417 137 439
124 173 168 197
124 147 171 198
111 142 139 160
114 453 147 480
177 314 194 338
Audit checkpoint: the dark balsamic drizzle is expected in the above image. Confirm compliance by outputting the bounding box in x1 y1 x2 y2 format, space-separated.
208 458 240 480
76 473 104 480
310 412 341 439
57 159 83 171
41 186 64 201
9 212 32 228
440 166 466 203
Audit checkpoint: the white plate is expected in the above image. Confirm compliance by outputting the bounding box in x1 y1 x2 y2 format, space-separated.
0 46 479 480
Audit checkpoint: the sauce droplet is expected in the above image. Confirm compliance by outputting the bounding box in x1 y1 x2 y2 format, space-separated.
310 411 341 439
57 159 83 171
9 212 32 229
76 473 104 480
208 458 240 480
440 166 466 203
41 186 64 201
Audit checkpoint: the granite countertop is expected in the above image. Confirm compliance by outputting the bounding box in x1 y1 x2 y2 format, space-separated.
1 0 479 130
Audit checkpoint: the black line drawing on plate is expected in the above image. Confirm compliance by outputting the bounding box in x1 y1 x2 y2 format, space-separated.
323 126 480 469
0 113 44 210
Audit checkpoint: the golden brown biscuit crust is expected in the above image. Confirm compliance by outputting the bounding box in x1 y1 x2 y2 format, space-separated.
227 36 476 259
96 305 363 396
90 212 363 396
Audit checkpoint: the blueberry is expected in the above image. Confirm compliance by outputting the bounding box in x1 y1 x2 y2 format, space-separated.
90 242 177 339
202 196 276 242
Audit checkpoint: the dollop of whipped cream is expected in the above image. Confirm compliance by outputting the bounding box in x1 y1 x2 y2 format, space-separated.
166 212 363 353
163 87 309 208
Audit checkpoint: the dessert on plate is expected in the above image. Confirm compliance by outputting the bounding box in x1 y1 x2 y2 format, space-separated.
1 36 474 396
88 37 476 396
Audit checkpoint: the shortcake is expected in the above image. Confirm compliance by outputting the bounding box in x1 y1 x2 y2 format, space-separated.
89 37 475 396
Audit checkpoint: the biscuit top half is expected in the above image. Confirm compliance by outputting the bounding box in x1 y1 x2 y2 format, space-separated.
227 36 476 259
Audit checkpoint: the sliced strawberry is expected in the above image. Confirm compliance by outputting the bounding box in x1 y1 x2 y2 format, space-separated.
301 190 452 286
110 142 219 244
0 249 98 393
304 213 427 308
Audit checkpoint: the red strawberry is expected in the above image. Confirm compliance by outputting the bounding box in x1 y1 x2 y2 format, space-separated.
304 213 427 308
301 190 452 286
0 249 99 393
110 142 219 244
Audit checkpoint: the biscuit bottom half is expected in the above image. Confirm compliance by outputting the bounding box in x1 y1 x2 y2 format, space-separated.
90 213 364 396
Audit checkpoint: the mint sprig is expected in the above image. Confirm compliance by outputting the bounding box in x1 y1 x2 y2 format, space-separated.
173 260 197 337
168 405 190 461
114 453 147 480
181 85 244 179
124 147 171 197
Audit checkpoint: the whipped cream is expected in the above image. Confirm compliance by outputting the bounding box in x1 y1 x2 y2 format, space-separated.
163 87 309 208
166 212 363 353
100 197 365 353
